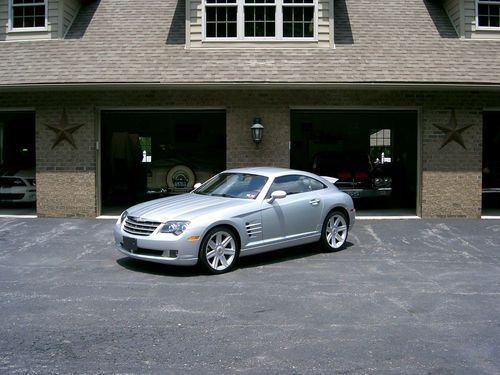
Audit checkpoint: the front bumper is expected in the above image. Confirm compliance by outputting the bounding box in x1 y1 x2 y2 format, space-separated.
342 188 391 199
114 225 199 266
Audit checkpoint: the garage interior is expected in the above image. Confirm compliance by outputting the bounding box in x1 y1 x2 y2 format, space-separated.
482 111 500 216
290 110 418 216
0 111 36 216
100 110 226 215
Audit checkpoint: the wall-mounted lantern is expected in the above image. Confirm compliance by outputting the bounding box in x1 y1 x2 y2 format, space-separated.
251 117 264 145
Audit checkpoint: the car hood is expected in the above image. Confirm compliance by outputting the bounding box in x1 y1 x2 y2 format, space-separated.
126 193 254 222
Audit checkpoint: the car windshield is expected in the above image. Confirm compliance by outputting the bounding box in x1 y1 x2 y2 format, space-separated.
195 173 268 199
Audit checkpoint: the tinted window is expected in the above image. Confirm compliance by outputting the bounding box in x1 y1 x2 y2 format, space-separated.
196 173 268 199
268 174 325 196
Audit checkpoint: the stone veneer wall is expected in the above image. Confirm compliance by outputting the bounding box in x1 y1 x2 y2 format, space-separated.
1 89 498 218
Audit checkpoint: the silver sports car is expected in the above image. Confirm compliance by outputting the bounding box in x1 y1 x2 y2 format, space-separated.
114 167 356 274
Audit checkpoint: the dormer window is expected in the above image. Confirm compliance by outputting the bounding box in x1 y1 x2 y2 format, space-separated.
9 0 47 30
477 0 500 29
203 0 316 40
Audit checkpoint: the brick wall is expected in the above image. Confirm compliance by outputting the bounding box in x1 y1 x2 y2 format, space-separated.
1 89 499 218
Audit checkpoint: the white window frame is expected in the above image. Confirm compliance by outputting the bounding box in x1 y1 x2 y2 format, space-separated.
476 0 500 30
8 0 48 32
202 0 317 41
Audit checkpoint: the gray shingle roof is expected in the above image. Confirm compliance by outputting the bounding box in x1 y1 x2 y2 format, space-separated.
1 0 499 89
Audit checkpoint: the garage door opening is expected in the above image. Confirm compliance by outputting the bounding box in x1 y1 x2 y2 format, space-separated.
482 111 500 216
100 110 226 215
0 111 36 216
291 110 418 216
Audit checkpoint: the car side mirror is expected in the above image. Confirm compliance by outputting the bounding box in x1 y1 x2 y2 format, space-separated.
267 190 287 204
193 183 202 190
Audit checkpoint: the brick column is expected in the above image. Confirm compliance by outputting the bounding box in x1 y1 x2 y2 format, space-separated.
421 108 482 218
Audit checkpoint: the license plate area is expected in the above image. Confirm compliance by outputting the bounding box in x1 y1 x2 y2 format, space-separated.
123 236 137 252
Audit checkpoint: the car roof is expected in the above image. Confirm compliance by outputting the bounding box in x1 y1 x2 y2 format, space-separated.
224 166 322 180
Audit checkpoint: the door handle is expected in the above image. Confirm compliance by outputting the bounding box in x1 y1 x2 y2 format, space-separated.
309 199 320 206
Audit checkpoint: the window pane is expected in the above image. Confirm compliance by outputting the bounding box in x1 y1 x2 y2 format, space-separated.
283 5 313 37
479 15 489 26
217 7 227 20
245 21 253 36
206 22 216 37
266 22 275 36
217 25 226 37
35 5 45 16
206 7 216 20
227 22 237 36
294 7 303 21
13 16 23 28
206 5 236 37
244 6 275 36
34 15 44 27
283 22 292 37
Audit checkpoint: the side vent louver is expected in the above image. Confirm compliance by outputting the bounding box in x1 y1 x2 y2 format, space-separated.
246 222 262 237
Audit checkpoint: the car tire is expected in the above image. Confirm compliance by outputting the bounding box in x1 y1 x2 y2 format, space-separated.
199 227 240 274
166 165 196 190
320 210 349 252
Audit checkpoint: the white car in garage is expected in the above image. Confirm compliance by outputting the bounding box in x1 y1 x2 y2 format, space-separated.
0 170 36 203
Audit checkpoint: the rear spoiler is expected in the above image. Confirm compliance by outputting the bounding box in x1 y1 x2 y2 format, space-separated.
322 176 339 184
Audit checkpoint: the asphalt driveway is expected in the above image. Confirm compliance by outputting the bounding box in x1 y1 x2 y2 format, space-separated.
0 217 499 374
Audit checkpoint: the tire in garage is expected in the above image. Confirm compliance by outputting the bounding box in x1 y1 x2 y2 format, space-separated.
166 165 196 190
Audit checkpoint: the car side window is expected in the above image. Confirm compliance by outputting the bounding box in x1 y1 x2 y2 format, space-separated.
268 174 326 197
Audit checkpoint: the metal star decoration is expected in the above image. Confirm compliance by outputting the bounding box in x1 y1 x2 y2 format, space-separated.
434 110 473 150
47 109 84 149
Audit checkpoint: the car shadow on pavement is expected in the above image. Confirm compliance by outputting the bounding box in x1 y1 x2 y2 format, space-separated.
116 242 353 276
116 257 202 277
238 242 353 269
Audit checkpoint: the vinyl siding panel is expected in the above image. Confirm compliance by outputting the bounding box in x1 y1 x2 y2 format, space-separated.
63 0 80 36
0 1 8 41
189 0 202 47
443 0 461 36
48 0 59 38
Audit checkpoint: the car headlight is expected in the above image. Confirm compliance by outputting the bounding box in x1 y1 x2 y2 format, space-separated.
373 177 383 188
373 177 392 188
118 211 128 224
160 221 190 236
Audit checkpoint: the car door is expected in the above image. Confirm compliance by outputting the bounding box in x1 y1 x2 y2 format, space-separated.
261 174 325 242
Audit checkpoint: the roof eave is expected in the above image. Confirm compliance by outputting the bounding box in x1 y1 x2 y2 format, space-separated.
1 81 500 92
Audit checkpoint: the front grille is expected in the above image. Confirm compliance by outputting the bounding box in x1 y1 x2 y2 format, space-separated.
123 216 161 236
133 248 164 257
